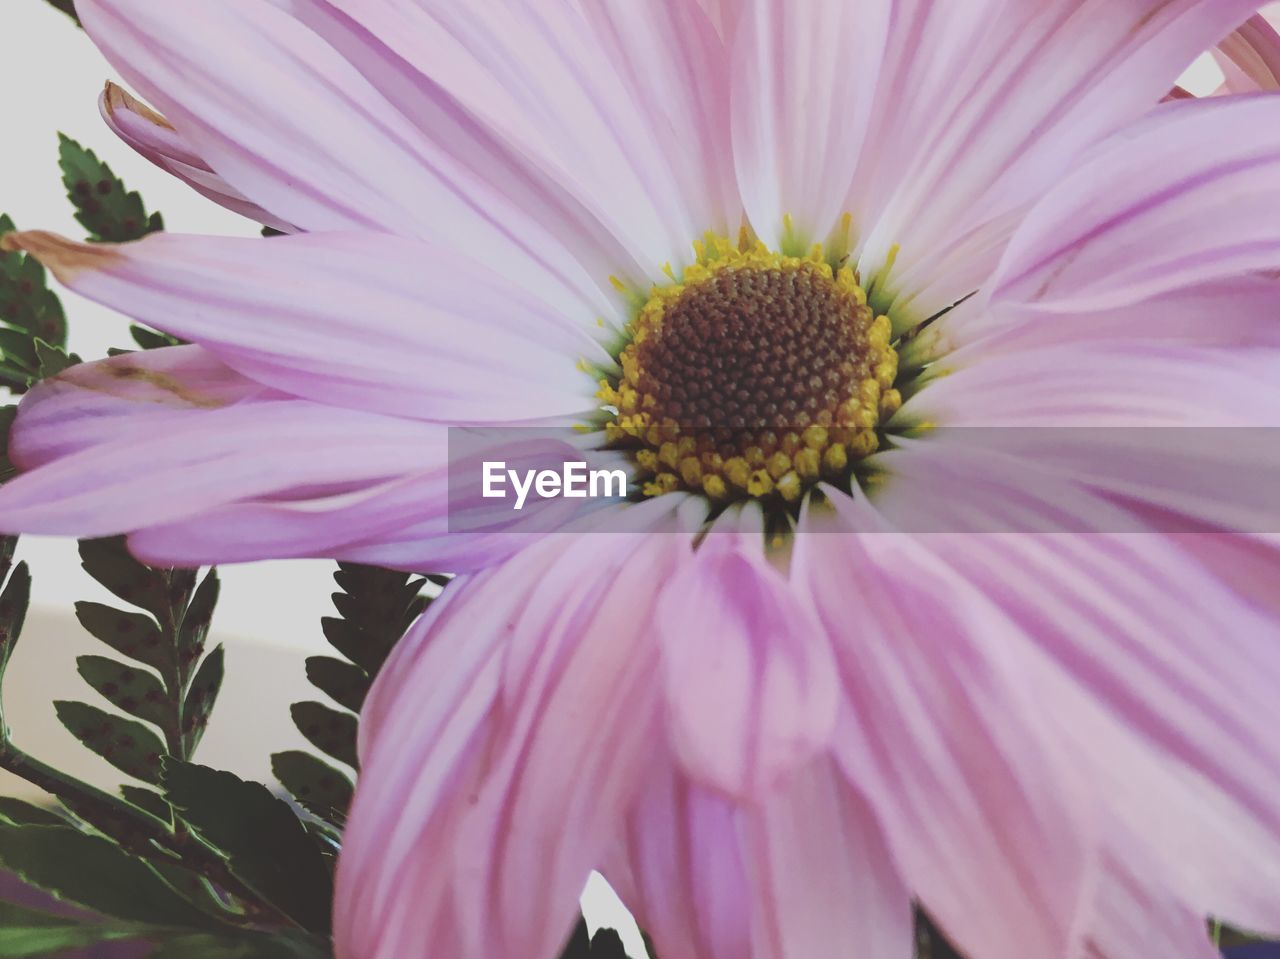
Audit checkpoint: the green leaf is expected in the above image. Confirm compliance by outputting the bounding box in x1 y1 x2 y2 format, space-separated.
0 407 19 484
182 645 224 755
179 571 219 683
58 134 164 243
78 537 170 621
0 798 63 827
0 560 31 687
41 0 81 27
289 702 357 770
120 785 172 822
131 325 182 351
303 656 367 713
270 751 353 825
0 213 67 394
0 824 213 927
33 340 77 378
77 655 168 729
163 762 333 934
74 601 168 673
54 701 167 784
320 563 427 674
149 931 330 959
0 900 137 957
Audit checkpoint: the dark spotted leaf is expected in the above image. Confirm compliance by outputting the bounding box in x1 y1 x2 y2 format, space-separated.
289 702 357 770
78 538 170 621
119 785 171 823
321 563 427 674
163 761 333 933
58 135 163 243
270 751 353 825
76 656 168 730
0 824 212 927
178 572 219 684
182 645 223 755
54 701 167 784
74 602 168 674
0 213 67 394
304 656 367 713
0 560 30 687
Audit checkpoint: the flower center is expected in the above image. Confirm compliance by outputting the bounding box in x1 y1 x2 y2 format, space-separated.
599 234 901 504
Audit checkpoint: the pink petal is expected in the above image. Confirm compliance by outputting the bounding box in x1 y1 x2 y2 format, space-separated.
796 493 1094 959
613 764 753 959
849 441 1280 931
849 0 1263 325
1086 844 1222 959
99 82 295 233
79 0 628 321
287 0 737 280
657 507 838 799
741 760 912 959
0 398 443 538
3 230 603 423
990 96 1280 318
7 345 273 469
336 501 694 959
730 0 889 247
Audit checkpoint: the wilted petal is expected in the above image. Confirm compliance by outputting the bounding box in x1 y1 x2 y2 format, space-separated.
100 82 294 232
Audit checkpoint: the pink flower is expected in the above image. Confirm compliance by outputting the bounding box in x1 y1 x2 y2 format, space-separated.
3 2 1280 958
1210 6 1280 93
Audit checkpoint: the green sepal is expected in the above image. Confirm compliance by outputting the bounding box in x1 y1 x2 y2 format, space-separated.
289 702 358 770
54 701 167 784
270 751 353 826
58 134 164 243
163 761 334 934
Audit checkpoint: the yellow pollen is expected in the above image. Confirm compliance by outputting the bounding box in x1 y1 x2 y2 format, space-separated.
598 230 900 506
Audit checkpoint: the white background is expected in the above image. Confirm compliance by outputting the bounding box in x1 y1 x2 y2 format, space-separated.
0 2 1234 955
